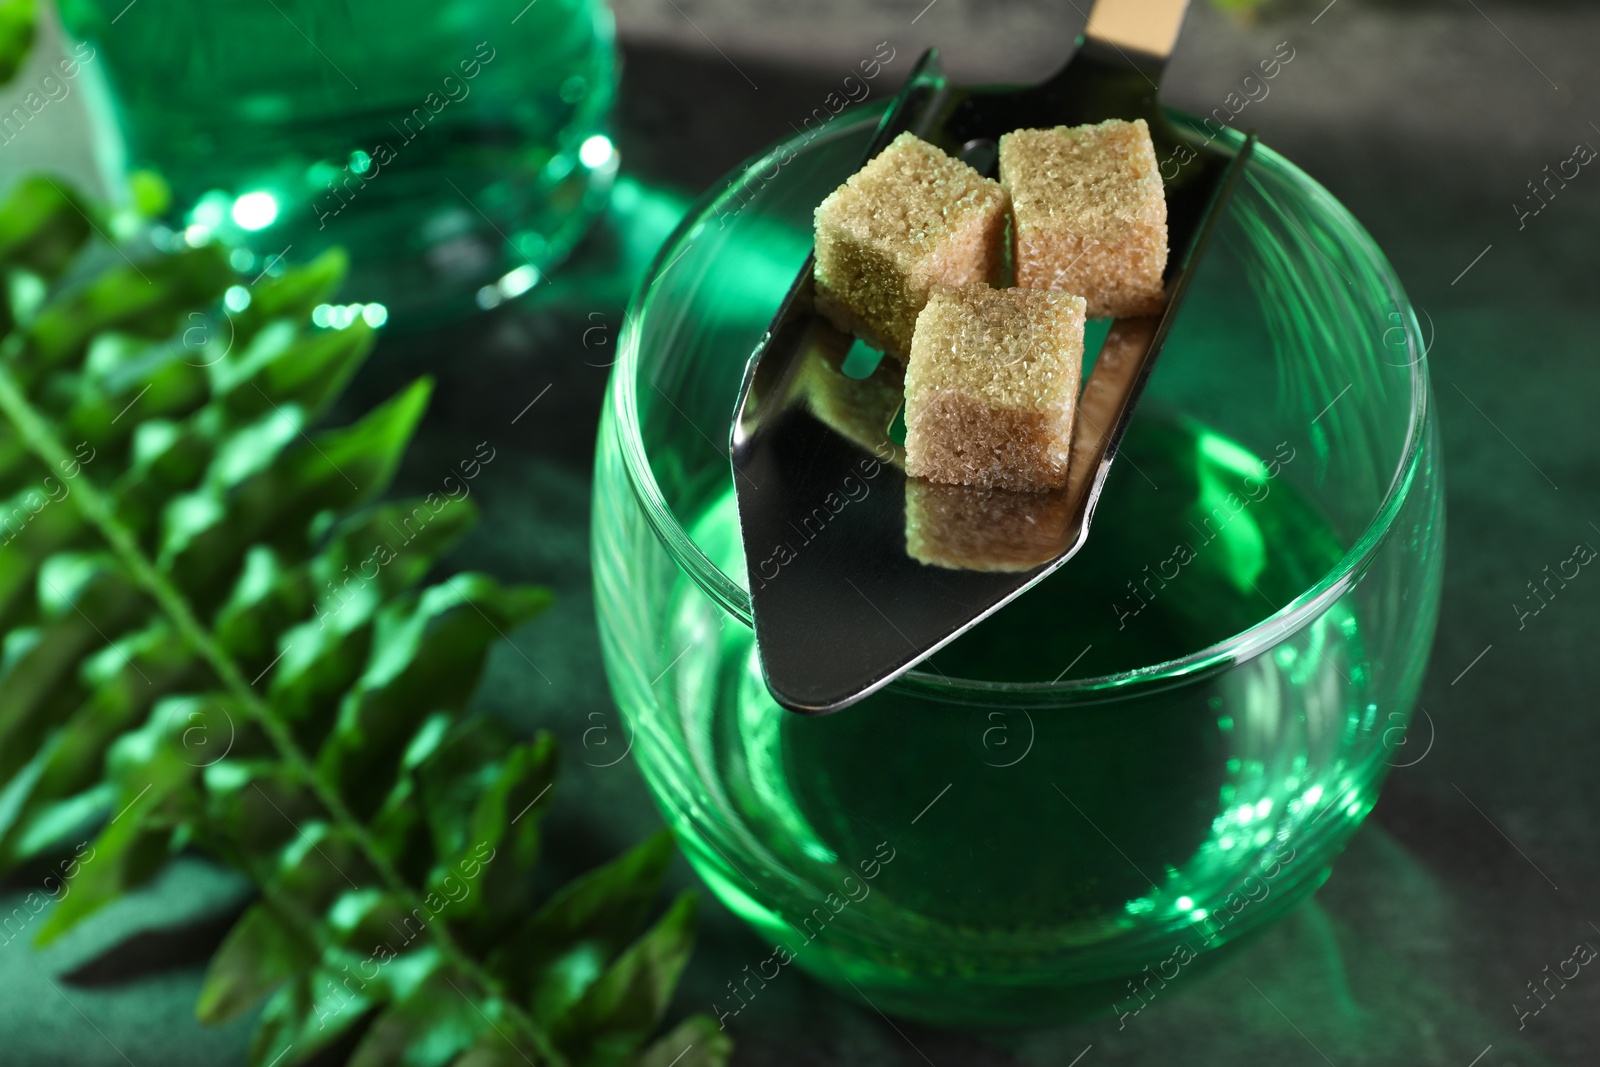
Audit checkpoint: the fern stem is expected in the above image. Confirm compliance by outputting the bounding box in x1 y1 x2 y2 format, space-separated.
0 364 567 1067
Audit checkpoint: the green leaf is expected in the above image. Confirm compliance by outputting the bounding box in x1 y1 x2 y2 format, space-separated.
26 243 233 367
156 379 431 612
636 1015 734 1067
197 899 320 1024
7 783 112 863
417 718 512 835
347 969 486 1067
552 892 700 1067
500 830 676 1010
250 973 375 1067
62 352 211 461
33 813 173 943
0 554 139 783
228 320 375 421
0 490 85 631
204 763 335 878
320 884 420 965
269 376 432 519
128 171 170 220
317 496 481 605
0 624 196 861
213 546 310 667
318 575 551 817
32 689 242 939
0 0 35 85
364 771 432 883
439 733 557 936
453 1036 544 1067
229 248 350 345
0 173 89 277
201 380 431 572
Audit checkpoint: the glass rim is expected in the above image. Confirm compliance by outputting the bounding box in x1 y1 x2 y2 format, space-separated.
609 104 1433 701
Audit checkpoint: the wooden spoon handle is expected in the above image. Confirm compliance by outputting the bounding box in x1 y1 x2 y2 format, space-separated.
1083 0 1191 62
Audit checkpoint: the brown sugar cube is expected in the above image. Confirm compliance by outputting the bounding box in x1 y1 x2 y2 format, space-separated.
813 132 1009 361
903 283 1086 491
999 118 1168 318
905 478 1073 572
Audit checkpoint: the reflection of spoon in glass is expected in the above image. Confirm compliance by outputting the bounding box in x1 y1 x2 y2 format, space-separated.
730 0 1255 714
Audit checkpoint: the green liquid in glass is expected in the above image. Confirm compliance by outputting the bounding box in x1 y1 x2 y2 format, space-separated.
666 409 1363 1005
58 0 616 319
937 413 1333 683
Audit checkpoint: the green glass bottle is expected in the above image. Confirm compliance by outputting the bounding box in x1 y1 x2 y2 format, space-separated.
57 0 618 323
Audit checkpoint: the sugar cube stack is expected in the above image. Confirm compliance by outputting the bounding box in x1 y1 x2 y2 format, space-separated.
813 132 1009 361
999 118 1168 318
808 118 1170 513
903 283 1086 491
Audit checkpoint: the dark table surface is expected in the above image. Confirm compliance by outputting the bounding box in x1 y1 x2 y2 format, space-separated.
2 1 1598 1064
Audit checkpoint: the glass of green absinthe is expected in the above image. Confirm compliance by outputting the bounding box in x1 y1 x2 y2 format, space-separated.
593 103 1443 1027
56 0 617 321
